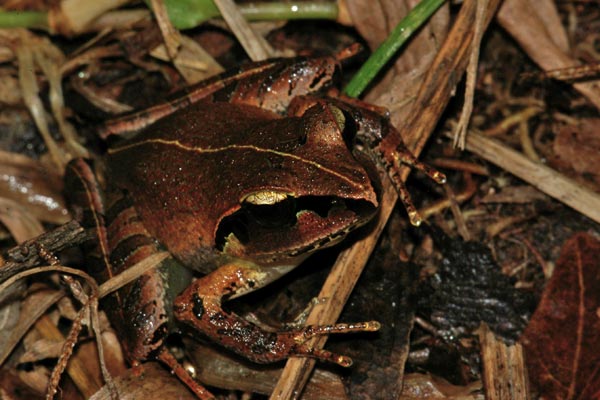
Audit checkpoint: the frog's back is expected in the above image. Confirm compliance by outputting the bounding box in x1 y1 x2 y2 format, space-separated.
107 101 376 268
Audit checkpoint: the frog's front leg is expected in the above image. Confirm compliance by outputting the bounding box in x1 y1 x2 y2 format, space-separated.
174 263 380 366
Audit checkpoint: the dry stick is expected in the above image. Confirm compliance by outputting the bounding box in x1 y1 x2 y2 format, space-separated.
98 251 170 297
149 0 182 59
1 220 91 282
16 45 67 171
270 0 502 398
450 130 600 224
478 323 530 399
213 0 275 61
453 0 488 149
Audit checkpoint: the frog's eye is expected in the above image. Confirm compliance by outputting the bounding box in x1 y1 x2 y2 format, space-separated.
244 191 289 205
327 104 346 132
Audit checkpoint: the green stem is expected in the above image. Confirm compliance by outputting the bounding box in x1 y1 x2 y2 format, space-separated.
0 10 48 30
163 0 338 30
344 0 446 98
238 2 338 22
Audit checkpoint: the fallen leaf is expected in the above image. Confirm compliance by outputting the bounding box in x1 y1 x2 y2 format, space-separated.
399 373 483 399
89 362 196 400
520 232 600 399
551 119 600 191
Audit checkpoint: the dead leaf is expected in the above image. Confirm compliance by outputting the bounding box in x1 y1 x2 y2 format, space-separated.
552 119 600 191
399 373 483 399
520 232 600 399
0 150 69 225
497 0 600 110
89 362 196 400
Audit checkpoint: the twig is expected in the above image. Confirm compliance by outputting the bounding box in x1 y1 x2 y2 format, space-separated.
1 220 92 283
479 324 530 399
419 171 478 220
448 129 600 224
213 0 275 61
149 0 182 59
453 0 493 149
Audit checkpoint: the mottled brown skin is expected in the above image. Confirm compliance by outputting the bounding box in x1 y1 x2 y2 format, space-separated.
107 101 377 269
66 50 444 398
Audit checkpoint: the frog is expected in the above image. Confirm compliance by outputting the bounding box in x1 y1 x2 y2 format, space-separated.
64 49 445 399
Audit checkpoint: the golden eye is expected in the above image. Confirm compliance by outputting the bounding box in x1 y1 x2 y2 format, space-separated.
244 191 289 205
327 104 346 132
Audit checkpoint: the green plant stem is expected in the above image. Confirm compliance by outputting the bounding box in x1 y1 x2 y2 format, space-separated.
0 10 48 30
163 0 338 30
344 0 446 98
239 2 338 21
0 2 338 31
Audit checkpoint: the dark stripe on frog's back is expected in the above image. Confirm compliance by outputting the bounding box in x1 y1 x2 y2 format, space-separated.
104 188 158 271
209 62 288 106
181 57 292 108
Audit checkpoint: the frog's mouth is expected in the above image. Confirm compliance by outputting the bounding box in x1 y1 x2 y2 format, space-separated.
215 193 376 264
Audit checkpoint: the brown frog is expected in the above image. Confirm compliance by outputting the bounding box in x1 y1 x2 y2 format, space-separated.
65 50 445 398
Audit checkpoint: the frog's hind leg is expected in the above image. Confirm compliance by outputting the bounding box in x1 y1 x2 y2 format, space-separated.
65 159 216 399
173 263 380 366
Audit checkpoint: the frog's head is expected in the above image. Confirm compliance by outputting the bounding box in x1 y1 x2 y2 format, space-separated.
214 103 379 268
109 101 379 271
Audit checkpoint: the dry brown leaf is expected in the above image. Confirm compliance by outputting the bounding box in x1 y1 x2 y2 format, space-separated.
520 232 600 399
89 362 196 400
552 119 600 190
498 0 600 110
0 150 69 225
0 197 44 244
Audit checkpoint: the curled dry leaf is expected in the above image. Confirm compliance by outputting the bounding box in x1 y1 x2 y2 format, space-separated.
0 150 69 225
497 0 600 110
0 197 44 248
48 0 131 36
89 362 196 400
150 34 224 84
520 232 600 399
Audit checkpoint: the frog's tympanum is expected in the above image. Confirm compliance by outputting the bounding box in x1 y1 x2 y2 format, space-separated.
65 49 445 398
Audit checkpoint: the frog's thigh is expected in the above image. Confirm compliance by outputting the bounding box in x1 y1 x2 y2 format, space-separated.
173 263 287 362
174 262 269 328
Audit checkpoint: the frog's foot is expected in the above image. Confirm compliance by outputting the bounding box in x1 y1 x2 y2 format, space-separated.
380 141 447 226
174 264 380 366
